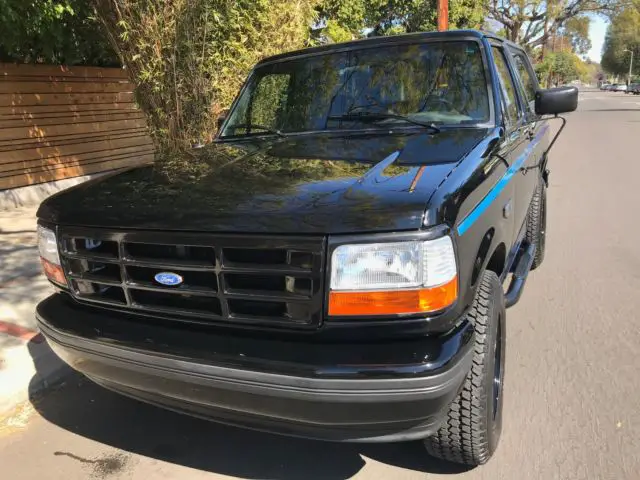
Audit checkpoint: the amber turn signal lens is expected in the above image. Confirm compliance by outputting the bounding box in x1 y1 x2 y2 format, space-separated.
40 257 67 286
328 276 457 316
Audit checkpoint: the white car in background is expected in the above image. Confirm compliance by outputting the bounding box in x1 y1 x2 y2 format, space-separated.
613 84 627 92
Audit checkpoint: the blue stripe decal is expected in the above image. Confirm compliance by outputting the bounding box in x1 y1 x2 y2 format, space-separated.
456 125 549 236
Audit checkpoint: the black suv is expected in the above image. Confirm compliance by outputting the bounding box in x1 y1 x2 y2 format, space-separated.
35 30 577 466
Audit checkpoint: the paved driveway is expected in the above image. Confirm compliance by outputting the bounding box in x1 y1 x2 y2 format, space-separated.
1 90 639 480
0 206 50 343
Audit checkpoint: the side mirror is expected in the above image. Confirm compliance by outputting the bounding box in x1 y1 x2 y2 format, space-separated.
535 86 578 115
216 109 229 130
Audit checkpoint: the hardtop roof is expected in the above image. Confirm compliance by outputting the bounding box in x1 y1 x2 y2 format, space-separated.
256 29 522 66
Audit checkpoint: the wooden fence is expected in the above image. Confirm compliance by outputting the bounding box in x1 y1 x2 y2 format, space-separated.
0 64 154 190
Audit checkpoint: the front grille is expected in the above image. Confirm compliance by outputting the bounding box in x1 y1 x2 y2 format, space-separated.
58 227 325 329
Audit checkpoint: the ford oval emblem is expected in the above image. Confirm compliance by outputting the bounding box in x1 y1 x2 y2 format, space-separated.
154 272 183 286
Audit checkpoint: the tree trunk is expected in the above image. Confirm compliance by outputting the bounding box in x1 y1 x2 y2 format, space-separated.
507 24 519 42
541 17 548 60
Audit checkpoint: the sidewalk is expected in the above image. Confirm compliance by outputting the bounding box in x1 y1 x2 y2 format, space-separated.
0 206 69 417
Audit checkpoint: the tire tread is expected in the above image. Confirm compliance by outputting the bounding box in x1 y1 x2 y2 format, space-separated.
525 180 546 269
424 271 501 466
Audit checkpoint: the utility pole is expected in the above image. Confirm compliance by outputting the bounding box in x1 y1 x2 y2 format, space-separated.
437 0 448 31
420 0 448 196
623 49 634 86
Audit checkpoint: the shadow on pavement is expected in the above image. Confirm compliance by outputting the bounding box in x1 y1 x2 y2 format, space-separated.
29 370 471 479
25 338 74 392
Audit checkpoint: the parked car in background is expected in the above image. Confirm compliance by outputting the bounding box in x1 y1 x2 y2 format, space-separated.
627 83 640 95
613 84 627 92
600 83 611 90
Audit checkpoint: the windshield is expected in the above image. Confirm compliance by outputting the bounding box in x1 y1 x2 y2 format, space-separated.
220 40 490 138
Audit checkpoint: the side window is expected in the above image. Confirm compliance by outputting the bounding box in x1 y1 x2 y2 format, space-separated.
512 52 538 113
492 47 520 127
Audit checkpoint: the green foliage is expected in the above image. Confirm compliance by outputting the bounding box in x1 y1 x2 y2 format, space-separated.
576 58 601 84
323 20 356 43
316 0 367 37
0 0 117 65
601 1 640 78
94 0 318 155
535 51 583 85
564 17 592 55
315 0 484 40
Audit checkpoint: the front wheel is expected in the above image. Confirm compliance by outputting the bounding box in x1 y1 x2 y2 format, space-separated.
424 270 506 466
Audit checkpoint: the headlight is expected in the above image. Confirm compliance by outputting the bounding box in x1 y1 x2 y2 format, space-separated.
328 236 457 316
37 225 66 286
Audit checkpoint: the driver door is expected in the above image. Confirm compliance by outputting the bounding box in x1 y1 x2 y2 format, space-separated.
491 44 531 242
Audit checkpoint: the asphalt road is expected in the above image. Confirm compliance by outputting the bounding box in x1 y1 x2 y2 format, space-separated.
1 89 639 480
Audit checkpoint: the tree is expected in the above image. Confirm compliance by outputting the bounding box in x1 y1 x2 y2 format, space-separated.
0 0 117 65
93 0 317 156
314 0 367 42
535 51 581 85
564 16 592 55
574 56 601 83
487 0 619 49
315 0 485 42
601 1 640 79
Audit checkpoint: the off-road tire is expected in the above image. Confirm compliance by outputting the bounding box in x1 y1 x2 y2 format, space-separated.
424 271 506 466
525 180 546 270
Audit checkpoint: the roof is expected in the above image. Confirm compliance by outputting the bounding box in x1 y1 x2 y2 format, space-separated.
256 29 515 66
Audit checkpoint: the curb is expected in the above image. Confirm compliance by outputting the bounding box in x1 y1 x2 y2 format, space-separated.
0 172 106 210
0 336 73 417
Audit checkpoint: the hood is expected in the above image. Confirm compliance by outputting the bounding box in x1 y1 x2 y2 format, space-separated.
38 129 489 234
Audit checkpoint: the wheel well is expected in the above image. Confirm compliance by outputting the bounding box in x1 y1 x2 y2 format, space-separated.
485 243 507 279
471 228 495 286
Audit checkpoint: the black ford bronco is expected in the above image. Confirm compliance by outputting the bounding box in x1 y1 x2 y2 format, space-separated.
35 30 577 466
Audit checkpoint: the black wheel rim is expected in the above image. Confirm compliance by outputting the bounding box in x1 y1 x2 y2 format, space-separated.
492 317 503 420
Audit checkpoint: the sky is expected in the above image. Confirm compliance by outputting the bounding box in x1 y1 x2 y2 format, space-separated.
587 15 609 63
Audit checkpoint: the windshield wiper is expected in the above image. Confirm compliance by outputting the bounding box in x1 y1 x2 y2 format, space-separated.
224 123 286 137
327 112 441 133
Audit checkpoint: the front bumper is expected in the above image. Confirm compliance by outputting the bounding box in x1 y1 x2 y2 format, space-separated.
36 294 474 442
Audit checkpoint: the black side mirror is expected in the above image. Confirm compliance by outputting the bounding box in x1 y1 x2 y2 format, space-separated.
216 109 229 130
535 86 578 115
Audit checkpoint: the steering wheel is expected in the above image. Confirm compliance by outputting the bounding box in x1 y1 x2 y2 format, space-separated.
424 96 455 110
346 104 390 114
421 96 465 117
